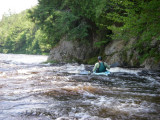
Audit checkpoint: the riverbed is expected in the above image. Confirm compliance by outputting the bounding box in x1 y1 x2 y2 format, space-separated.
0 54 160 120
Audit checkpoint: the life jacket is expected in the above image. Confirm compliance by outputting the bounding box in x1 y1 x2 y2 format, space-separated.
96 62 106 73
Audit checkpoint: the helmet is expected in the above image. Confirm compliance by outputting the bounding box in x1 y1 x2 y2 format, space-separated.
98 56 102 60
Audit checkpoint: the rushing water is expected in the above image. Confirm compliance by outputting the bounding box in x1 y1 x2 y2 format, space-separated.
0 54 160 120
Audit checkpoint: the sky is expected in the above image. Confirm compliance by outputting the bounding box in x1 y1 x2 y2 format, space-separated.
0 0 38 19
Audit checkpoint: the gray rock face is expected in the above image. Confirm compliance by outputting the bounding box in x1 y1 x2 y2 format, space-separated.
48 40 98 63
104 39 160 70
141 58 160 70
48 39 160 70
104 40 125 67
48 40 74 62
105 40 124 56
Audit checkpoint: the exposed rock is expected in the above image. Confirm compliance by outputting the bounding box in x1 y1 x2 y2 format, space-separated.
105 53 123 67
141 58 160 70
104 38 141 68
48 37 160 70
104 39 159 69
48 40 98 63
104 40 126 67
150 38 160 48
105 40 124 56
126 50 140 67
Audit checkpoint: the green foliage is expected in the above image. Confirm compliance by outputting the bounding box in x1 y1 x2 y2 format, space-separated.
28 0 112 47
0 10 51 54
94 40 109 48
28 0 88 45
85 57 98 65
42 60 59 64
107 0 160 62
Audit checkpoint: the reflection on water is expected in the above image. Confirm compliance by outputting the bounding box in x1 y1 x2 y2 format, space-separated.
0 53 160 120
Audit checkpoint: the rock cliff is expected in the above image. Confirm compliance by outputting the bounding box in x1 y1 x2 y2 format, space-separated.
48 39 160 70
104 39 160 70
48 40 99 63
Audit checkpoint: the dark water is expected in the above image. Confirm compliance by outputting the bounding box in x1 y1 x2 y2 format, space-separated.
0 54 160 120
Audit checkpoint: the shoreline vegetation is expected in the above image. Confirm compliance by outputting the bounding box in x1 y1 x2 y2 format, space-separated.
0 0 159 70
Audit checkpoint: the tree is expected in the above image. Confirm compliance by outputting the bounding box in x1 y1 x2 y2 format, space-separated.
107 0 160 62
28 0 113 47
0 10 50 54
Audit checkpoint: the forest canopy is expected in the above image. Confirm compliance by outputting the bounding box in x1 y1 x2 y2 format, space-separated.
0 11 51 54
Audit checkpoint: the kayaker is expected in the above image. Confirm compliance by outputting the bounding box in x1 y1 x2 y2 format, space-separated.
93 56 110 73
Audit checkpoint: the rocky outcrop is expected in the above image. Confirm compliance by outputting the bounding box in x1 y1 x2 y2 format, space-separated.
141 58 160 70
48 40 99 63
104 38 160 70
104 39 137 66
48 38 160 70
104 40 125 66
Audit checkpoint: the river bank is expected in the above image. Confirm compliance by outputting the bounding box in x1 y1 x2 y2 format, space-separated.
48 39 160 71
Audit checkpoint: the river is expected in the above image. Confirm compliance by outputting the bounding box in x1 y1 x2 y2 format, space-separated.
0 54 160 120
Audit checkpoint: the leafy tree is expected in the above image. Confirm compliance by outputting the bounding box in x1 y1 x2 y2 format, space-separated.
107 0 160 62
0 10 50 54
28 0 113 47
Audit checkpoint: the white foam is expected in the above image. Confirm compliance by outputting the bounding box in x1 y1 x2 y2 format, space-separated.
0 53 48 65
110 67 141 74
88 95 156 115
74 112 111 120
57 64 86 74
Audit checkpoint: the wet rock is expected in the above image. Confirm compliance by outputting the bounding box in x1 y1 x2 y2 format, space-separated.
138 69 160 77
138 70 149 76
84 65 94 71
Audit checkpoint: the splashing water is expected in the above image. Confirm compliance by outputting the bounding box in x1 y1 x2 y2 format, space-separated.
0 54 160 120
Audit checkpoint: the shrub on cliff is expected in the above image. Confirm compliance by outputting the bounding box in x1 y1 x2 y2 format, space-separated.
107 0 160 63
